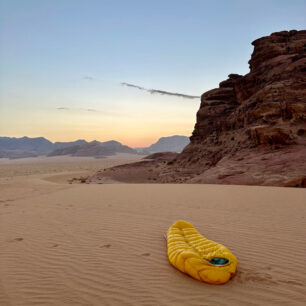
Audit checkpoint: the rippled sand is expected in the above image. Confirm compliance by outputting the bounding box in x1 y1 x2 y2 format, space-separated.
0 156 305 305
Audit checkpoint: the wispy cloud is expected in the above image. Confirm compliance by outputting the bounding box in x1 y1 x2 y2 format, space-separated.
81 108 98 112
121 82 200 99
122 83 145 91
83 76 94 80
56 107 99 113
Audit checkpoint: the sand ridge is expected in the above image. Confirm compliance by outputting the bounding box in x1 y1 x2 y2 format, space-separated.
0 156 306 305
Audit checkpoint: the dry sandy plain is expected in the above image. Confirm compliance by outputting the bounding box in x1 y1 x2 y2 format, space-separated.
0 155 305 306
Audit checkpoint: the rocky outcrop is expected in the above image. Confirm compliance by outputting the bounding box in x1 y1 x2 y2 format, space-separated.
144 152 179 161
178 30 306 169
88 30 306 187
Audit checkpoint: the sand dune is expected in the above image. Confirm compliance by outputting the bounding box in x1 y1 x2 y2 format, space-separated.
0 157 305 305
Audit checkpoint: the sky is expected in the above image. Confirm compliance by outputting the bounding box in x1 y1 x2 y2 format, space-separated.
0 0 305 147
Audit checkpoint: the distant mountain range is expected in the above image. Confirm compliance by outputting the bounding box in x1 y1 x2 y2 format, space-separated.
53 139 88 150
136 135 189 153
48 140 136 157
0 135 190 159
0 149 38 159
0 136 54 154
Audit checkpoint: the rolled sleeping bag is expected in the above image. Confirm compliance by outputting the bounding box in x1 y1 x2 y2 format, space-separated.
166 220 238 284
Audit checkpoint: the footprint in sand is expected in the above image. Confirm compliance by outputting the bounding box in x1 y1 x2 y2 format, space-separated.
236 270 277 285
7 237 24 242
100 244 111 248
278 279 303 286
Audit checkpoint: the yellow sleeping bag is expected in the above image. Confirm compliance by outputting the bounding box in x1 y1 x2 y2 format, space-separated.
166 220 238 284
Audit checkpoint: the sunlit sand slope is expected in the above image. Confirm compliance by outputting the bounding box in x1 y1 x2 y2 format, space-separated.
0 175 305 305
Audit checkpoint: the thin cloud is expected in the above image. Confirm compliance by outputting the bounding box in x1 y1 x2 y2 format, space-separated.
121 82 200 99
81 108 98 112
56 107 99 113
147 89 200 99
121 82 145 91
83 76 94 80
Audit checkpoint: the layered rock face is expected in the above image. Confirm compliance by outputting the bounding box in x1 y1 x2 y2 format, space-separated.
171 30 306 186
180 30 306 166
89 30 306 187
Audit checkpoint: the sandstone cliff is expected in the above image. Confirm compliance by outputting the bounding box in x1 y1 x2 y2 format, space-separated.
88 30 306 187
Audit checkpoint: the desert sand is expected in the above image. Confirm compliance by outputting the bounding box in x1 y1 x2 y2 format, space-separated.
0 155 305 306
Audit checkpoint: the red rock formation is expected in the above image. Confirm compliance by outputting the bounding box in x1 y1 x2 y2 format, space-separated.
88 30 306 187
171 30 306 184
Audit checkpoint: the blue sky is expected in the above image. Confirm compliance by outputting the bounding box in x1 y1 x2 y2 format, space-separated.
1 0 305 146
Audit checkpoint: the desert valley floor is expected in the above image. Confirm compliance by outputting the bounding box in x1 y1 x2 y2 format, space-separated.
0 155 305 306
